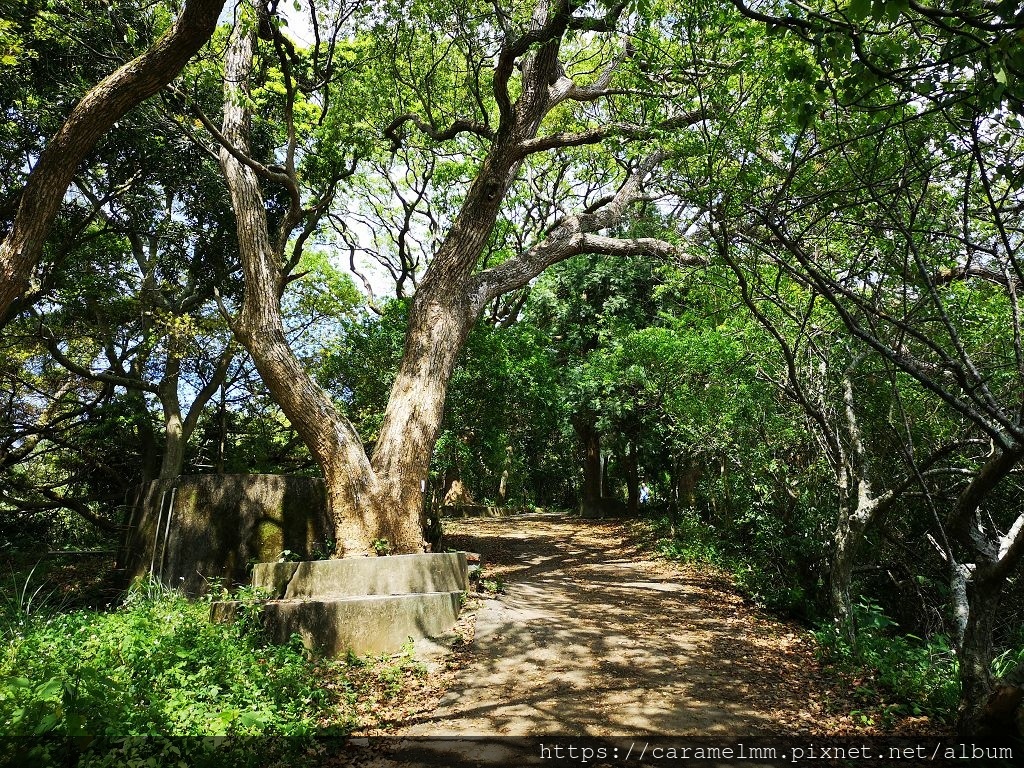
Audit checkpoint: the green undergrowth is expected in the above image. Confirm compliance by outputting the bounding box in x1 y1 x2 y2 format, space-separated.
813 599 959 726
0 577 419 767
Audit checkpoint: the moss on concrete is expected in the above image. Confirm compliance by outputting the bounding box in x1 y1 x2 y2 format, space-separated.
122 474 330 595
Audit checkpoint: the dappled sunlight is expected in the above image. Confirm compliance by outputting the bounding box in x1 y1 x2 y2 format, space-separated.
396 514 807 739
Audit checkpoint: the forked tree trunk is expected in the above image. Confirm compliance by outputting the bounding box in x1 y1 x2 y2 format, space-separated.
218 1 655 554
156 349 232 480
220 7 513 554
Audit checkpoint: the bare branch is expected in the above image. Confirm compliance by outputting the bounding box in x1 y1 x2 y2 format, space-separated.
383 113 495 152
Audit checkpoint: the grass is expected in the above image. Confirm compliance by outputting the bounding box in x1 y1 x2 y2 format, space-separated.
0 576 423 767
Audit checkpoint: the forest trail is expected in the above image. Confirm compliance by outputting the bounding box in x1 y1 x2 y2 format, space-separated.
338 512 888 767
406 512 813 737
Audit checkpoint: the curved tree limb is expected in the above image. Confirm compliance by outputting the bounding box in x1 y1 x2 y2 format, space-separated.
0 0 226 326
383 114 495 152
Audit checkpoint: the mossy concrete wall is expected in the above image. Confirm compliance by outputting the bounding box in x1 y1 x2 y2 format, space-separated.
210 591 464 656
122 474 330 595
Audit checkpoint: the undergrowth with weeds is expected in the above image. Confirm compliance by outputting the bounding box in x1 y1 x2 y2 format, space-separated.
634 509 814 616
634 512 969 728
0 576 426 767
812 599 959 727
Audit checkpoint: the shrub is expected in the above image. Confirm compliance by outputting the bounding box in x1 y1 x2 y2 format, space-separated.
637 509 823 618
813 599 959 723
0 580 356 767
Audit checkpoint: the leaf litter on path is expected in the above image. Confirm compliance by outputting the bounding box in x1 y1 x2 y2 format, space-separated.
336 513 944 765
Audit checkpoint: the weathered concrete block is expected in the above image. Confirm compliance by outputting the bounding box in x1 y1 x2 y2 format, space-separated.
211 592 464 656
121 474 330 595
251 552 469 598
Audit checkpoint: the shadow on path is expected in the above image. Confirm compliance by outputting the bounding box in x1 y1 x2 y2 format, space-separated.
400 513 808 738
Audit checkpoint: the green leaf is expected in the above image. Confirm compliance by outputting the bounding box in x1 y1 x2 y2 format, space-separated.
848 0 871 20
34 712 60 735
36 677 63 700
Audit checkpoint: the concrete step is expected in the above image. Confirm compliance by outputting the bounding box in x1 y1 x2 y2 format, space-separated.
251 552 468 599
211 591 464 656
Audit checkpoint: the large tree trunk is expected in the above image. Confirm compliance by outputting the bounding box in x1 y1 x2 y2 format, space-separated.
955 570 1002 736
577 420 603 517
219 10 386 556
158 352 186 480
0 0 224 323
370 289 479 550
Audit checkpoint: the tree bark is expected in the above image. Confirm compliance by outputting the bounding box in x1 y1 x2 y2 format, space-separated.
829 490 876 645
577 420 603 518
216 0 678 554
947 447 1024 735
0 0 225 323
370 286 482 549
218 8 388 556
156 346 232 479
625 441 640 516
498 445 513 505
956 570 1001 736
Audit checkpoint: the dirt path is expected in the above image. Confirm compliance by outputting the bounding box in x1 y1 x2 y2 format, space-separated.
338 513 938 765
402 512 819 737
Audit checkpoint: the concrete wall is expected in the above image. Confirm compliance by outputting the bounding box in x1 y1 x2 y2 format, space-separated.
211 591 464 656
252 552 469 598
121 474 330 595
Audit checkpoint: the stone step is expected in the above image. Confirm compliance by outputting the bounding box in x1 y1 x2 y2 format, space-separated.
211 591 464 656
251 552 468 599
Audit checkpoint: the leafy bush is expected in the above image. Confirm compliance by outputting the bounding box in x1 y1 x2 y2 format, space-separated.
0 580 357 767
649 510 724 565
813 599 959 723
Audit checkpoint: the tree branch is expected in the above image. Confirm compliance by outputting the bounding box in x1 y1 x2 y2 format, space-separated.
0 0 226 324
383 113 495 152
